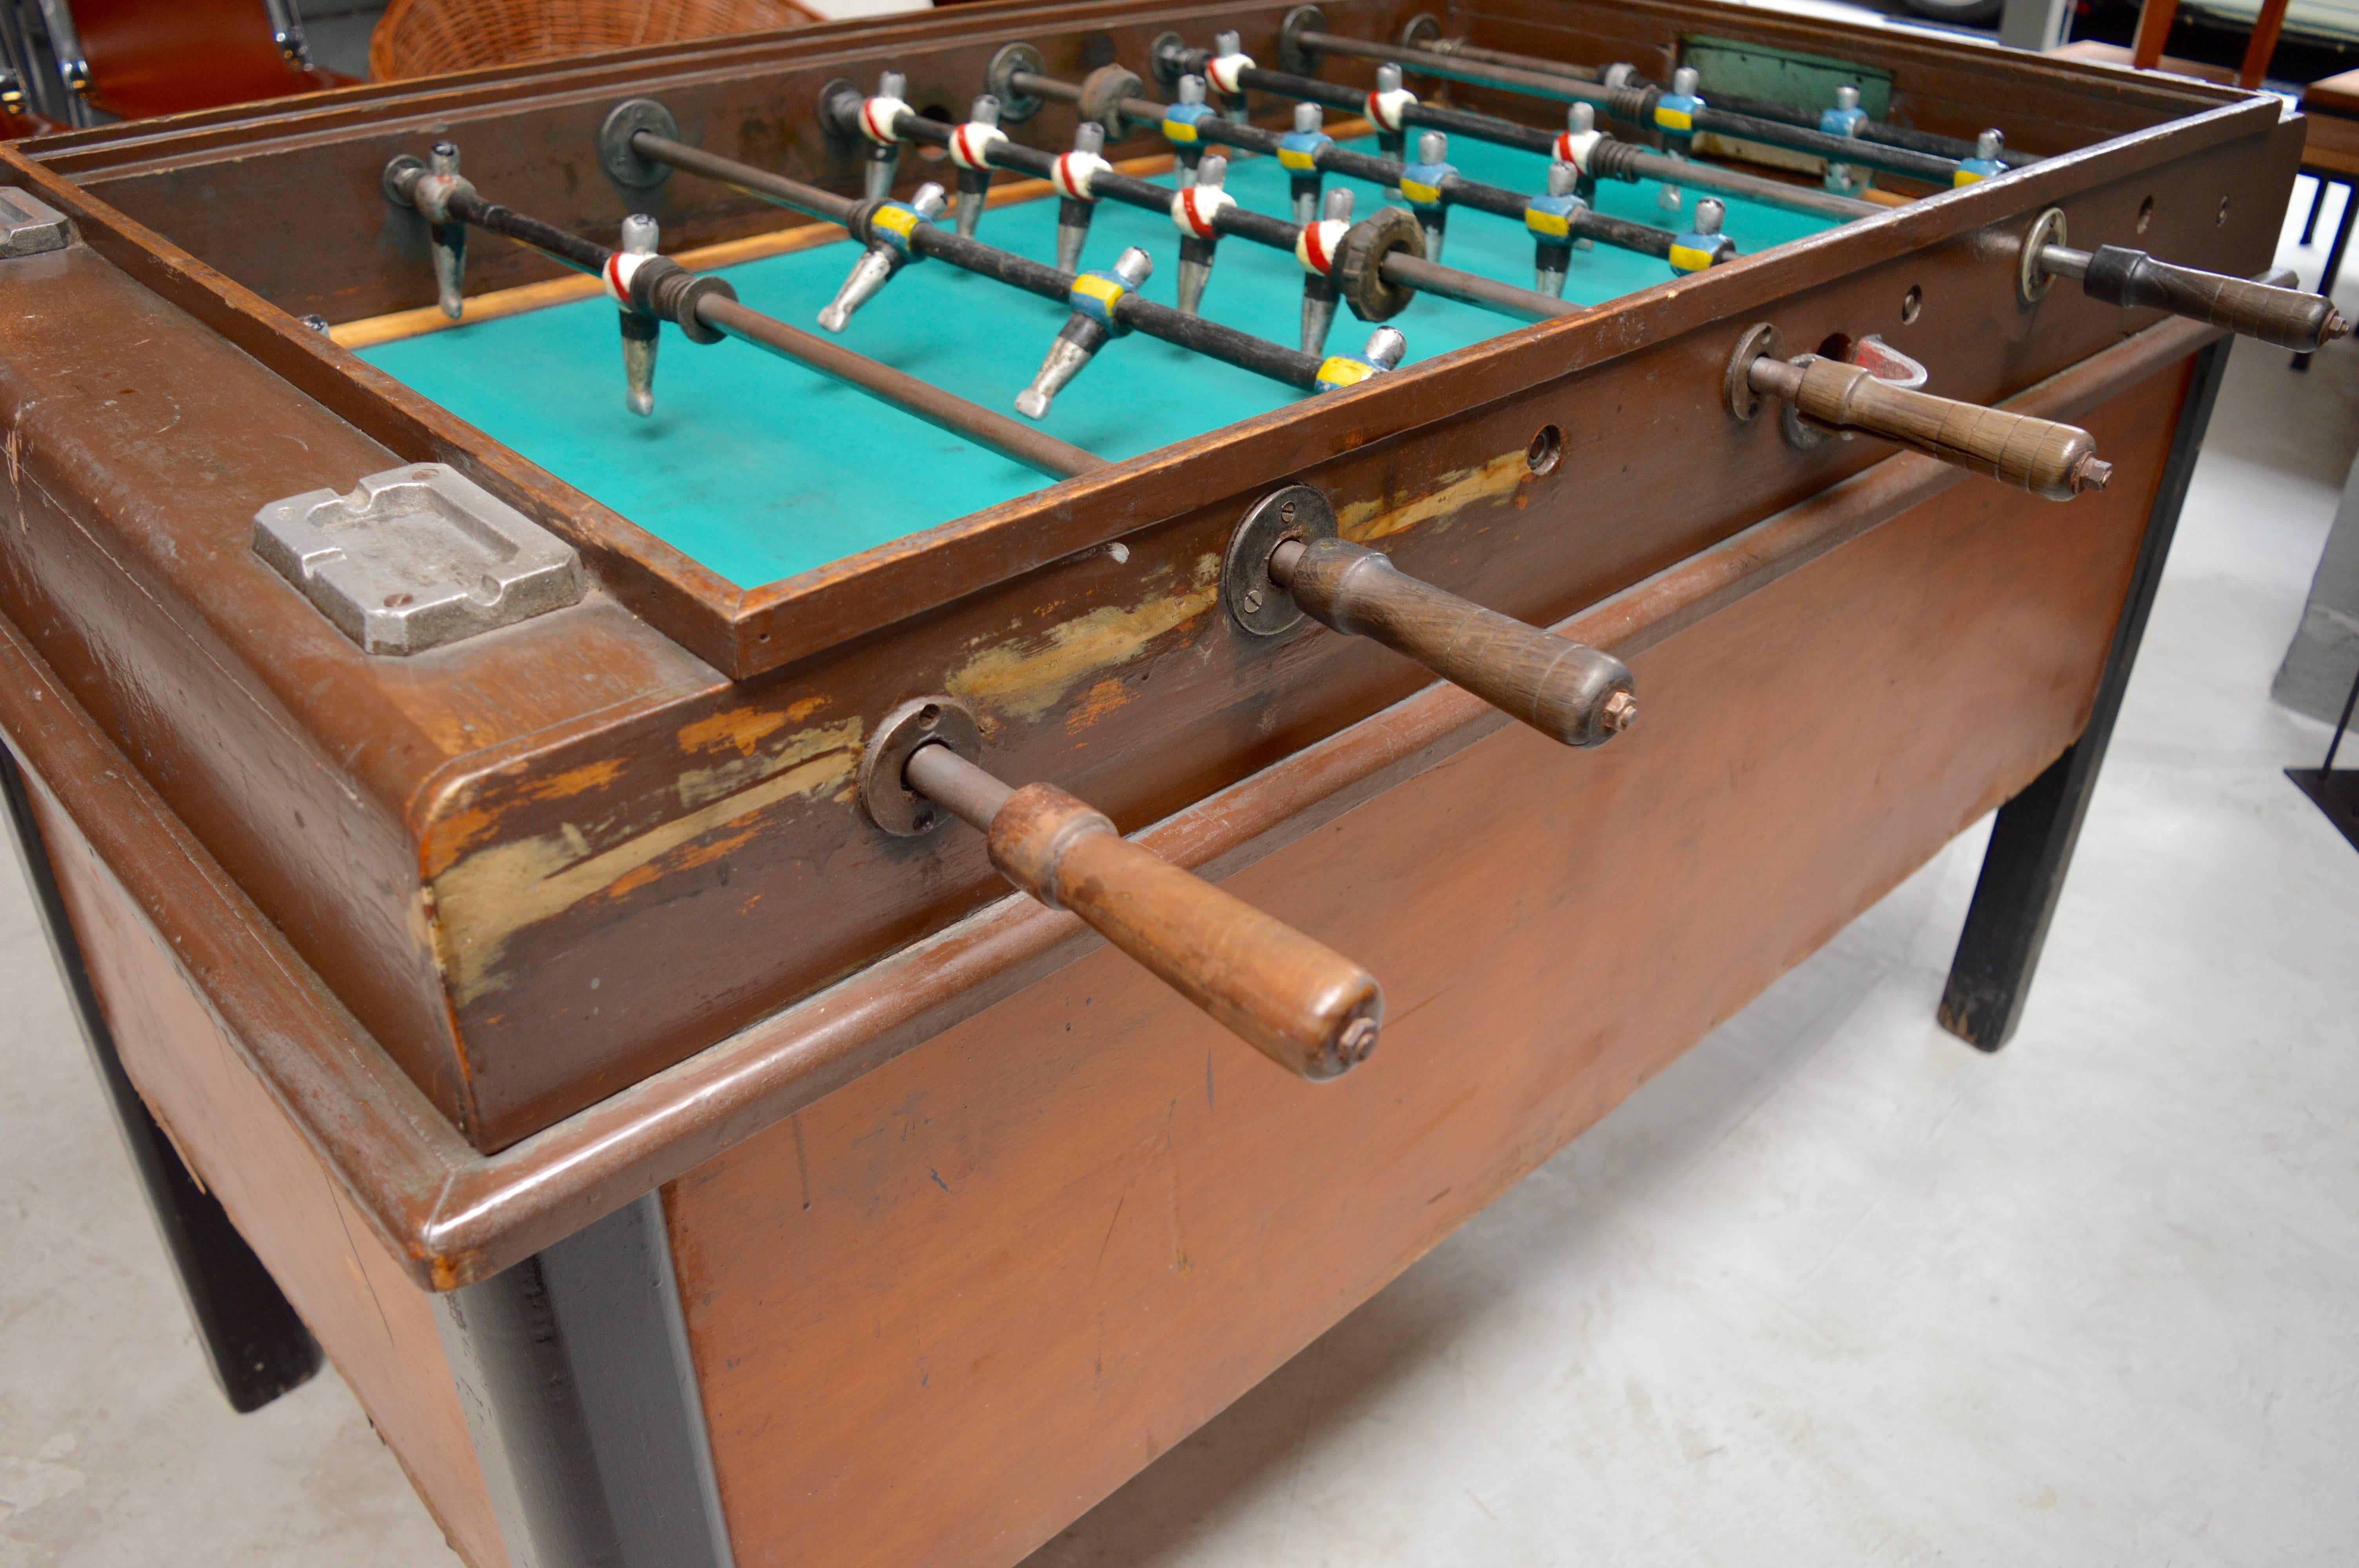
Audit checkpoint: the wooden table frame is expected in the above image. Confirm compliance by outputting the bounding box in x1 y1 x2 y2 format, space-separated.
4 324 2232 1550
0 0 2288 1557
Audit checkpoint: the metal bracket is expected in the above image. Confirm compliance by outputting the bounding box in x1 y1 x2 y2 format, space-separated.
1398 12 1443 51
1149 29 1190 86
2021 206 2068 305
1279 5 1328 76
600 98 680 190
1224 485 1338 637
252 464 585 656
1724 321 1784 420
0 189 69 258
984 43 1046 122
858 697 983 836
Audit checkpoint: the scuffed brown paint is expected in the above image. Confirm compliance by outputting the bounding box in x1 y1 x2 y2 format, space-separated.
530 758 632 800
680 704 799 758
922 456 1534 731
420 759 633 878
678 716 860 813
947 556 1221 723
1339 450 1533 543
1066 678 1134 735
427 717 861 1002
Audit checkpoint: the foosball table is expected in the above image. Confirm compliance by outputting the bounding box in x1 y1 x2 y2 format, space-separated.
0 0 2323 1562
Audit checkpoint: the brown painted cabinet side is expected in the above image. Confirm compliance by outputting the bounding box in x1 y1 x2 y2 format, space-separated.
660 366 2190 1568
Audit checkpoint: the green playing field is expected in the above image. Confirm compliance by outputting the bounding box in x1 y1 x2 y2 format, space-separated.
362 134 1835 589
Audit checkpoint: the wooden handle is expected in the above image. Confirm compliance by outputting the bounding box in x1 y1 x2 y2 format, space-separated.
1750 355 2110 501
1272 538 1637 746
2081 245 2347 352
987 783 1383 1080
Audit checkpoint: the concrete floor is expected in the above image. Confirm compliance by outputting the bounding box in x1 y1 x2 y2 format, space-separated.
5 192 2357 1565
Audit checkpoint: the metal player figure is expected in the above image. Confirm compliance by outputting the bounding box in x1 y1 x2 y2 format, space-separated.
609 213 662 416
819 182 947 332
1018 247 1154 419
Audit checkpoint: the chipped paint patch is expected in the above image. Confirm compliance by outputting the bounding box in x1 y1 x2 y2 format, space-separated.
678 717 862 812
604 817 764 904
949 555 1219 722
428 722 860 1002
423 804 506 878
421 760 632 877
1339 450 1530 543
679 705 790 757
529 759 629 800
672 698 829 757
1067 677 1134 735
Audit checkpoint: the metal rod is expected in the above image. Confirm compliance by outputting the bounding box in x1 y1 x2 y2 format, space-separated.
634 131 861 226
1617 149 1878 221
1698 106 1957 184
2037 245 2092 279
1277 39 1611 114
1009 69 1081 105
1380 251 1575 319
696 296 1103 479
903 741 1014 831
445 191 609 273
1397 34 1604 81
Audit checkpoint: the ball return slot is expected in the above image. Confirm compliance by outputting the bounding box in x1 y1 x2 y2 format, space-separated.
859 698 1385 1080
1224 486 1638 747
1726 323 2110 501
380 145 1103 480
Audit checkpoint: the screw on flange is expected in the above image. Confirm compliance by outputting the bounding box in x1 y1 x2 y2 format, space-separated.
1602 690 1638 733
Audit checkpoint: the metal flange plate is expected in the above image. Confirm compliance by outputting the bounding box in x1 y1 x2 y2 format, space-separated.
1224 485 1338 637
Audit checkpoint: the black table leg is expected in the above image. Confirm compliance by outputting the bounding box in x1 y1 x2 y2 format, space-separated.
2301 170 2330 246
1 742 321 1413
2294 174 2354 372
1937 338 2232 1052
2285 654 2359 851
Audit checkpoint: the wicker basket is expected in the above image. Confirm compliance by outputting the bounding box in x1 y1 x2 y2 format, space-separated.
370 0 824 81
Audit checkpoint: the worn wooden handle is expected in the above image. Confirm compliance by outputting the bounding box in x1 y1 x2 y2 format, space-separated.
1273 538 1636 746
1751 355 2110 501
2081 245 2347 352
987 783 1383 1080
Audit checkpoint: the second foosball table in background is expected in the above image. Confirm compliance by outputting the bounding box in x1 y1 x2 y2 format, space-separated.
0 2 2332 1563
